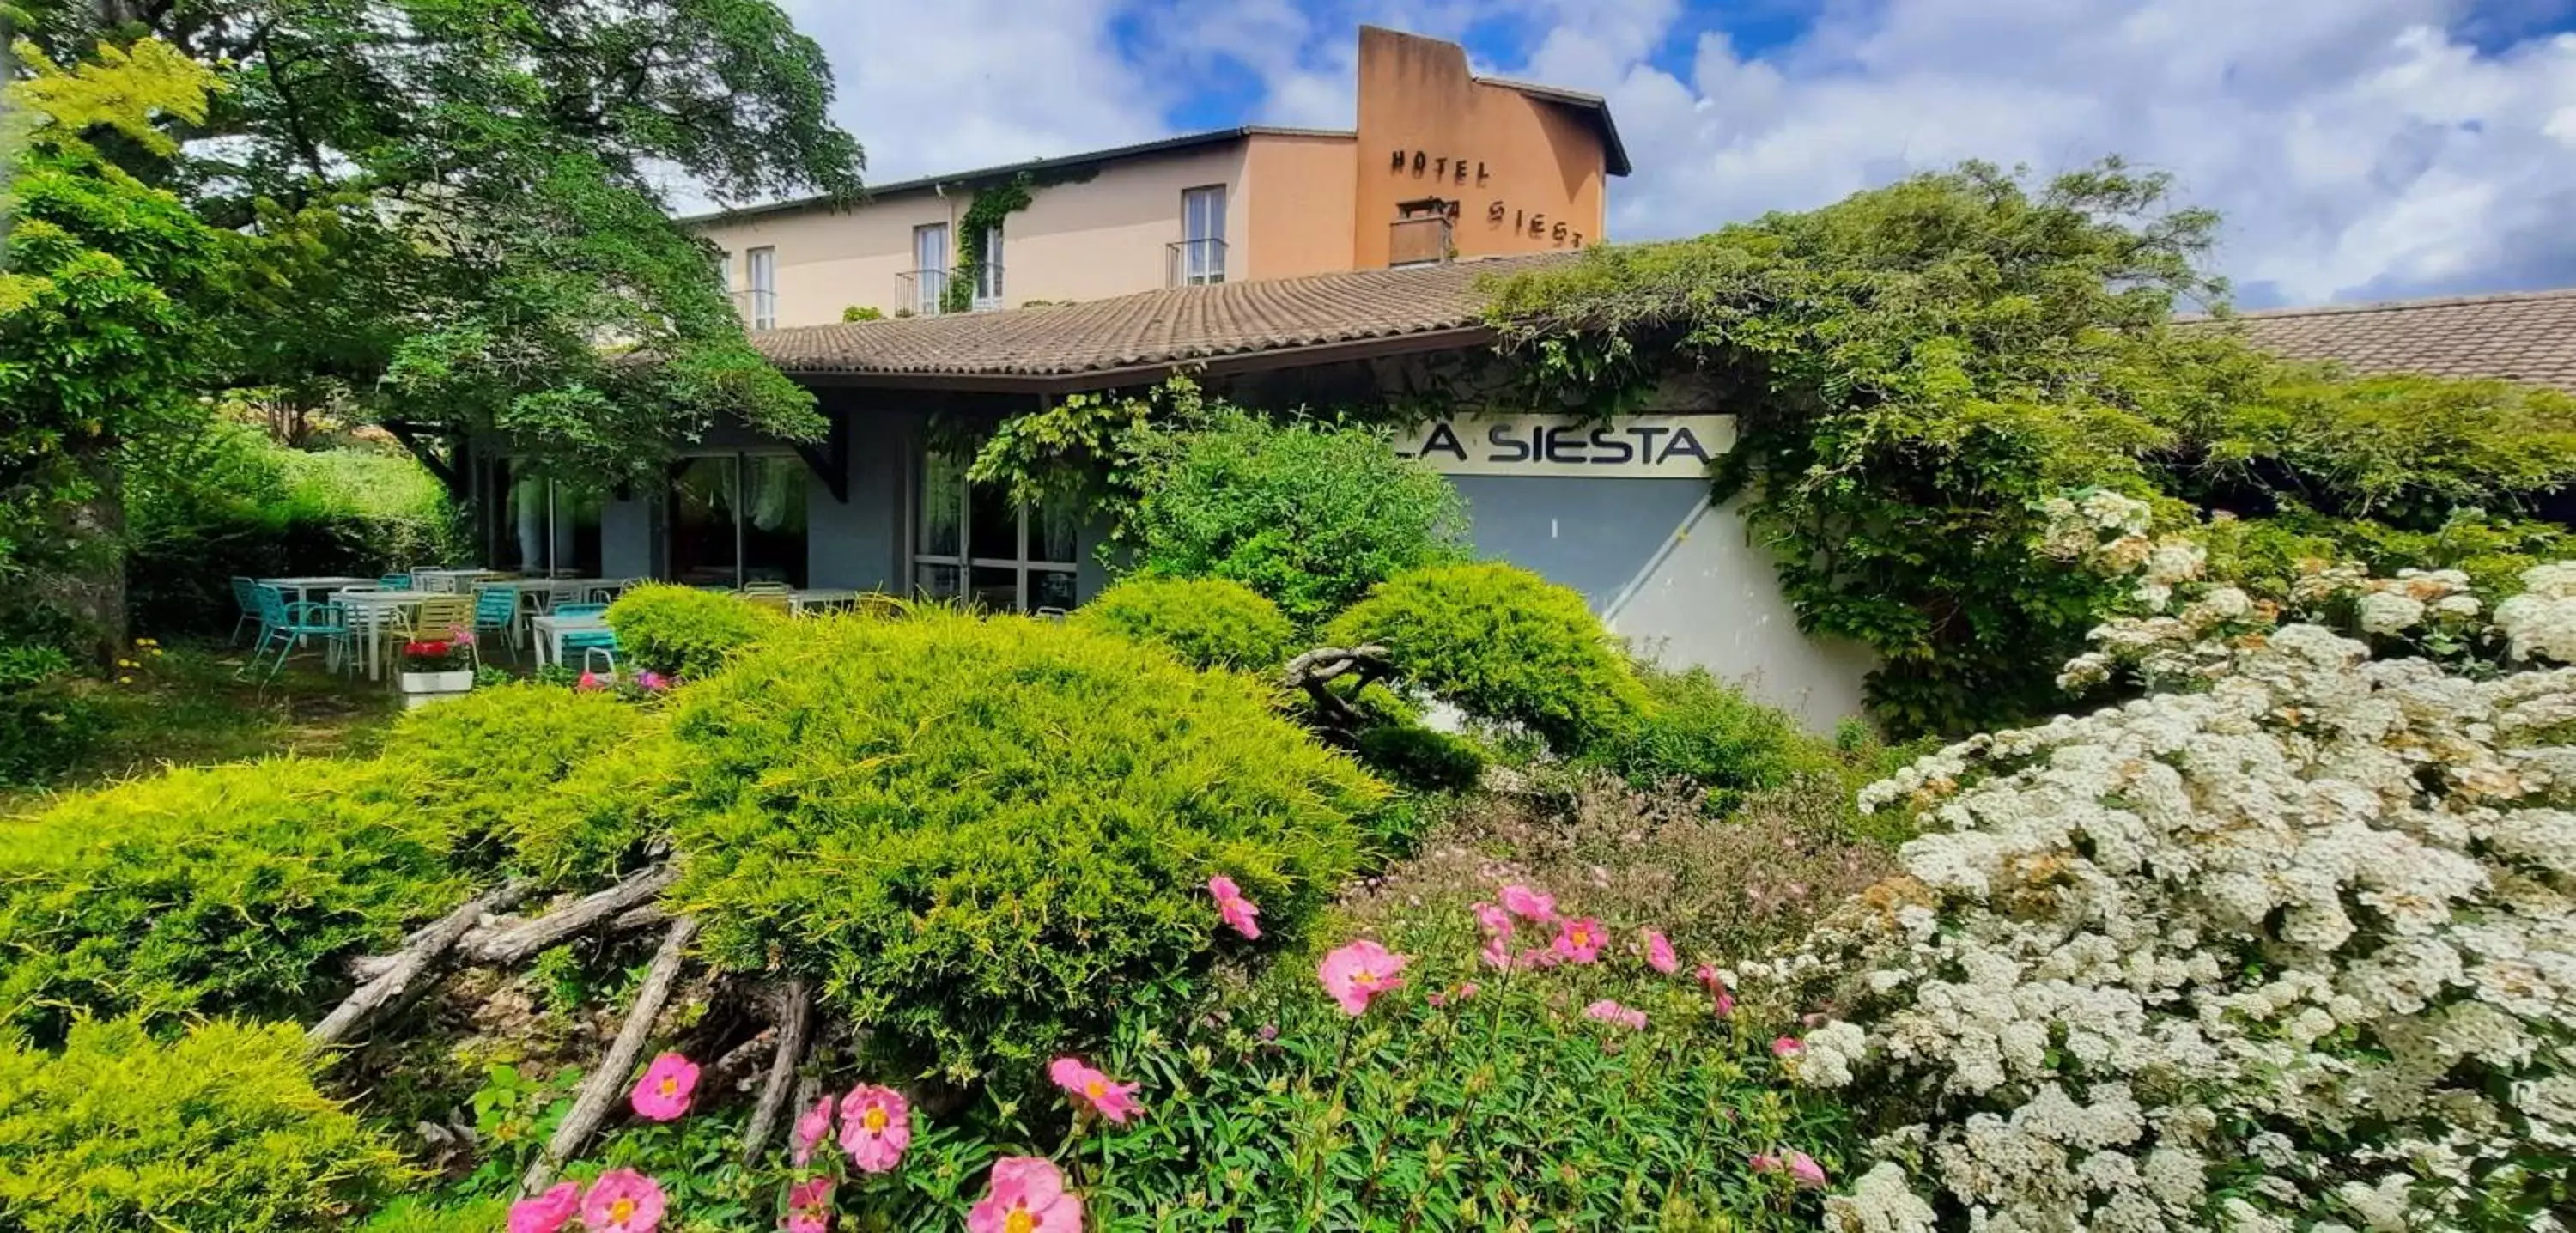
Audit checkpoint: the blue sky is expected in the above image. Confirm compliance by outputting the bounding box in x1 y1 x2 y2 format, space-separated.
778 1 2576 307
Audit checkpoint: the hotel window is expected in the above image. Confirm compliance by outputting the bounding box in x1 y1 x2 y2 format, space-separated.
973 224 1004 310
912 223 949 314
745 246 776 330
914 446 1078 612
1179 185 1225 284
667 452 808 589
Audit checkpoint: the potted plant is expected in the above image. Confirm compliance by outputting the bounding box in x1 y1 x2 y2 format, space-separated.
398 631 477 708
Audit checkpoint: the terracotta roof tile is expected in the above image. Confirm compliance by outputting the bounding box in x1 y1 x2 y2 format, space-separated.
745 255 1571 382
2192 289 2576 394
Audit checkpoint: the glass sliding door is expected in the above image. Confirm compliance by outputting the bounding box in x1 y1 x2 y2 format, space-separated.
914 442 1081 611
741 455 809 587
668 455 741 587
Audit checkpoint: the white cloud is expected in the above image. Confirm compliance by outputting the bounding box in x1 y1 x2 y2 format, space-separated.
781 0 2576 305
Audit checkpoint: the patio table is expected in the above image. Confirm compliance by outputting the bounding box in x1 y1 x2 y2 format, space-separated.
523 577 631 611
331 589 429 681
789 587 862 615
414 568 508 593
532 612 611 670
260 575 374 607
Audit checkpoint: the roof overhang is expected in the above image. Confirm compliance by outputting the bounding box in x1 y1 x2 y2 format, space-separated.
781 325 1497 396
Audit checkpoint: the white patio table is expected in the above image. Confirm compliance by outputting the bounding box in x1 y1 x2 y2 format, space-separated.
259 575 374 606
331 588 429 681
413 568 507 593
531 612 611 670
789 588 861 615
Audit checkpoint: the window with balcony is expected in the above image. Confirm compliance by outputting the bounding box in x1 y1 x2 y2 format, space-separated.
904 223 950 315
1170 185 1227 286
974 224 1004 311
914 445 1078 613
744 246 776 330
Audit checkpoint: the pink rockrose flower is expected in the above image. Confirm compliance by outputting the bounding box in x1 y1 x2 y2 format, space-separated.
1772 1036 1805 1059
787 1175 835 1232
508 1182 580 1233
1550 917 1606 964
1698 963 1736 1017
787 1213 827 1233
635 670 668 692
1206 874 1262 940
792 1094 835 1165
967 1157 1084 1233
1049 1056 1143 1124
1583 999 1648 1030
576 670 605 692
1318 938 1409 1016
1786 1151 1828 1189
1455 981 1479 1001
837 1084 912 1173
580 1169 667 1233
1498 884 1556 922
629 1052 699 1121
1472 901 1512 938
1750 1152 1782 1175
1643 929 1678 975
1516 944 1564 970
1480 934 1513 970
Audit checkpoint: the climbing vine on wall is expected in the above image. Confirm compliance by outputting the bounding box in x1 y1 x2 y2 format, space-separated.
943 173 1035 313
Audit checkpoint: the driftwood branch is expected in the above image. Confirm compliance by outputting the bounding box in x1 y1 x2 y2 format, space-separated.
522 914 701 1195
307 881 532 1049
739 980 815 1165
462 866 679 966
1282 643 1394 730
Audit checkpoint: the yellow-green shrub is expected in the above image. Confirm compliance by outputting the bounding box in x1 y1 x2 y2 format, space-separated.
0 760 464 1042
1325 562 1649 751
1073 576 1296 672
1584 666 1836 810
604 582 782 678
358 683 651 870
0 1017 407 1231
501 723 691 888
665 610 1386 1077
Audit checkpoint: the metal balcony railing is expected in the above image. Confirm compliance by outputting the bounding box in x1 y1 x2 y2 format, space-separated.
1166 238 1228 287
732 289 778 331
896 269 950 316
1388 216 1454 267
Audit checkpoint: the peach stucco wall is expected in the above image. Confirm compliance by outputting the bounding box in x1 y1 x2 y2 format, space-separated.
1350 26 1607 269
700 143 1249 328
1242 132 1358 281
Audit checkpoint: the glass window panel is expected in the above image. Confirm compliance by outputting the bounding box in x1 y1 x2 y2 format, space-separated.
668 456 740 588
967 479 1017 562
1032 498 1079 565
560 483 605 577
1031 568 1077 612
741 455 809 587
918 448 964 557
969 565 1018 612
914 563 960 601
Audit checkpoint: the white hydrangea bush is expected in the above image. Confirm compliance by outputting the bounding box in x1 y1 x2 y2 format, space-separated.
1777 555 2576 1233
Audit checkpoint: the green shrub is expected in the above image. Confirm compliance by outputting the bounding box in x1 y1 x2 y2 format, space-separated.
1127 410 1469 629
841 304 885 322
1325 562 1648 751
1073 576 1296 671
605 582 783 678
666 610 1386 1077
357 683 653 872
1586 667 1833 809
0 1016 408 1231
1352 721 1487 793
501 724 691 888
0 759 465 1042
0 643 103 787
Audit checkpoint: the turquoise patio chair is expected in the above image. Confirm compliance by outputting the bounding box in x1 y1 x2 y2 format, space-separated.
378 574 414 590
471 583 522 662
229 575 264 646
243 585 347 684
553 603 609 619
560 627 620 677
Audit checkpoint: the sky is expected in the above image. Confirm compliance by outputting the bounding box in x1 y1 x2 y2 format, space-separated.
774 0 2576 308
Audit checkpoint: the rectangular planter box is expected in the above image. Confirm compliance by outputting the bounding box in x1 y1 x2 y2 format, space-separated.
399 669 474 709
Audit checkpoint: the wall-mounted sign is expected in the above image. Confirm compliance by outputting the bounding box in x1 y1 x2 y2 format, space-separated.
1394 415 1735 478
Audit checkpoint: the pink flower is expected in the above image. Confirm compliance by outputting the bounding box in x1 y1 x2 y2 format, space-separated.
1498 884 1556 922
1698 963 1736 1018
1455 981 1480 1000
837 1084 912 1173
580 1169 666 1233
577 670 604 691
1049 1056 1144 1124
1772 1036 1805 1060
1206 874 1262 940
1583 999 1648 1030
1317 938 1409 1016
1786 1151 1828 1189
1643 929 1677 975
629 1052 699 1121
453 629 477 647
967 1157 1084 1233
1550 917 1606 963
1472 901 1512 938
635 670 668 691
1480 934 1513 970
792 1095 834 1165
1515 944 1564 970
1750 1152 1781 1175
786 1176 834 1233
508 1182 580 1233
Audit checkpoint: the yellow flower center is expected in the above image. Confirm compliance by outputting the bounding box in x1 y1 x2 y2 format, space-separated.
864 1106 888 1133
1005 1208 1037 1233
1085 1080 1105 1099
610 1198 636 1224
1353 968 1379 988
659 1078 679 1096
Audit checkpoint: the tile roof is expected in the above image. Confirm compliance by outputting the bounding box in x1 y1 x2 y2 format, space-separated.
747 254 1572 387
2199 288 2576 394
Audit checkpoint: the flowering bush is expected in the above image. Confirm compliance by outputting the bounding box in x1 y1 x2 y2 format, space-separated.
1773 554 2576 1231
1072 575 1296 672
399 631 474 671
0 1017 406 1231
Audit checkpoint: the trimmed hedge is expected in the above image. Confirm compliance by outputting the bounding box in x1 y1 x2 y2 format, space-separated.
358 682 653 873
1073 576 1297 672
665 610 1386 1076
604 582 784 678
1325 562 1649 751
0 1017 407 1232
0 759 464 1042
1352 721 1488 793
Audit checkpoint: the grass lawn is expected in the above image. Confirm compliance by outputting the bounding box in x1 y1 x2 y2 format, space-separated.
1 639 405 815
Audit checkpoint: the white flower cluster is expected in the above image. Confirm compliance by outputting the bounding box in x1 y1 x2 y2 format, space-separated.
1796 567 2576 1233
2498 562 2576 664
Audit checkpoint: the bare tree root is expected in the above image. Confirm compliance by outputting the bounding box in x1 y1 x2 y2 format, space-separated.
522 915 701 1195
307 880 532 1049
739 979 815 1165
458 866 680 966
